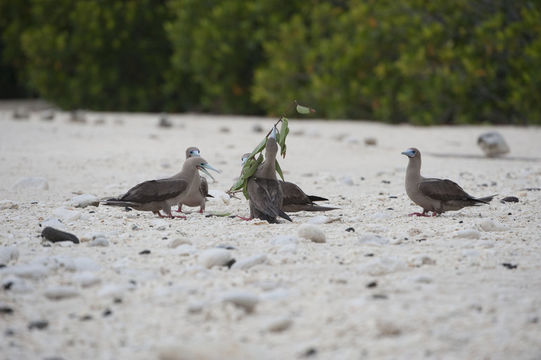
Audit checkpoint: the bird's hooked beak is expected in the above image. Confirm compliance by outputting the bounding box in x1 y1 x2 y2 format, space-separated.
401 148 416 158
269 126 278 140
197 162 221 182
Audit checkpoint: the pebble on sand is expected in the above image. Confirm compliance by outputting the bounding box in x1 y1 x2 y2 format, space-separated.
477 131 510 157
41 227 80 244
453 229 482 239
231 254 267 270
52 207 81 222
70 194 100 208
0 200 18 210
44 286 80 300
222 291 259 313
7 264 49 279
298 224 326 243
359 257 408 276
199 248 235 269
0 246 19 266
478 220 507 232
265 316 293 332
358 233 390 246
12 177 49 191
72 272 101 288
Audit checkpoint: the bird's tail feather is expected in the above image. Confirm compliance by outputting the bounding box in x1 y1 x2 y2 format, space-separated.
474 195 496 204
278 210 293 222
102 199 137 207
308 195 328 202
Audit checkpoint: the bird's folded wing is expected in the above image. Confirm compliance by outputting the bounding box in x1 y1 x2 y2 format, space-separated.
248 178 282 217
120 179 188 203
281 181 311 206
419 178 470 201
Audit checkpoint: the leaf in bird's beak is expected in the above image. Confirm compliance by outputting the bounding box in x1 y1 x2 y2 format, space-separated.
278 117 289 158
275 159 285 181
296 104 316 114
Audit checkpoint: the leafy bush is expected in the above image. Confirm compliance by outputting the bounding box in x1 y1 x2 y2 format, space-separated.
253 0 541 124
16 0 172 111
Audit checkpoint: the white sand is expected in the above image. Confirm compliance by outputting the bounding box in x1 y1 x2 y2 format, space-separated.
1 108 541 359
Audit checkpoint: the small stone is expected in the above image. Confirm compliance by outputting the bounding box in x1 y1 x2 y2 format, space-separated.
40 109 55 121
453 229 481 239
222 291 259 313
168 238 191 249
41 227 79 244
103 309 113 317
266 317 292 332
44 286 80 300
231 254 267 270
158 114 172 128
0 305 14 314
52 207 81 222
0 200 18 210
297 224 326 243
345 227 355 233
187 302 204 314
172 244 197 256
199 248 234 268
477 131 510 157
364 137 377 146
502 263 518 270
359 257 407 276
70 194 100 208
408 255 436 267
501 196 519 203
307 215 331 224
139 250 151 255
13 107 30 120
8 264 48 279
345 136 361 144
272 235 298 246
72 272 101 287
478 220 507 232
69 110 87 123
13 177 49 191
252 124 264 133
0 246 19 266
366 281 378 288
28 320 49 330
88 236 109 247
219 126 230 133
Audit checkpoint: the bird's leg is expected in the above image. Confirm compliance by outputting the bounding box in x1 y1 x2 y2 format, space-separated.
236 215 253 221
199 208 204 214
408 210 431 217
156 211 167 218
175 204 183 213
173 215 187 219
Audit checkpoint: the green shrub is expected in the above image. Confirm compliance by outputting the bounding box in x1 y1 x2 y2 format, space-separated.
17 0 171 111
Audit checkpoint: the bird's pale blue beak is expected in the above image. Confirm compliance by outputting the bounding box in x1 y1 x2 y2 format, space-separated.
270 126 278 140
401 149 415 158
198 163 221 181
191 150 200 157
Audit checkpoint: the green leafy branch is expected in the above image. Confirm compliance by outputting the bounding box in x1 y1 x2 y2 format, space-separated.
228 100 315 199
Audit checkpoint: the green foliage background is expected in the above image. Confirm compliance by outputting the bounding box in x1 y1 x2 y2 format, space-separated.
1 0 540 124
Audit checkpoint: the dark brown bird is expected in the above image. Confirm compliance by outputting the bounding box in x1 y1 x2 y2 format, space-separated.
103 157 219 218
402 147 495 216
180 146 216 213
245 127 292 223
241 154 337 213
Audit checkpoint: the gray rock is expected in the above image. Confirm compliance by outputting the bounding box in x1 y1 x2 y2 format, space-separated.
52 207 81 222
297 224 326 243
44 286 80 300
69 110 87 123
13 107 30 120
358 257 408 276
0 246 19 266
231 254 267 270
477 131 510 157
158 114 172 128
88 236 109 247
41 227 79 244
222 291 259 313
199 248 234 268
358 233 390 246
265 316 293 332
8 264 49 279
72 272 101 287
70 194 100 208
364 137 377 146
453 229 481 239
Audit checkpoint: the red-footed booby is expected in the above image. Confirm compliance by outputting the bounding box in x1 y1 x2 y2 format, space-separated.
402 147 495 216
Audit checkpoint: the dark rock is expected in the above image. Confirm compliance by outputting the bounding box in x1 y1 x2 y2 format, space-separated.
365 253 374 257
41 227 79 244
103 309 113 317
501 196 519 203
0 306 14 314
3 281 13 290
522 187 541 191
139 250 151 255
303 348 317 357
502 263 518 270
158 115 172 128
28 320 49 330
345 227 355 233
366 281 378 288
372 294 388 300
225 259 236 268
381 180 391 184
80 315 93 321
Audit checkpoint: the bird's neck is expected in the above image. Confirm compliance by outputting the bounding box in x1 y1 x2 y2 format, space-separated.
258 139 278 178
406 158 422 182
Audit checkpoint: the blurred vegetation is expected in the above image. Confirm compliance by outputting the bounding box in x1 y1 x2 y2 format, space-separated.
1 0 540 124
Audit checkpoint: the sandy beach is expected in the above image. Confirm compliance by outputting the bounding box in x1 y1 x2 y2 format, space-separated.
1 108 541 359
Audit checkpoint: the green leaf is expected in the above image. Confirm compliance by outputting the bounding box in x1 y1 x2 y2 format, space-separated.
275 159 285 181
296 104 315 114
279 117 289 157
